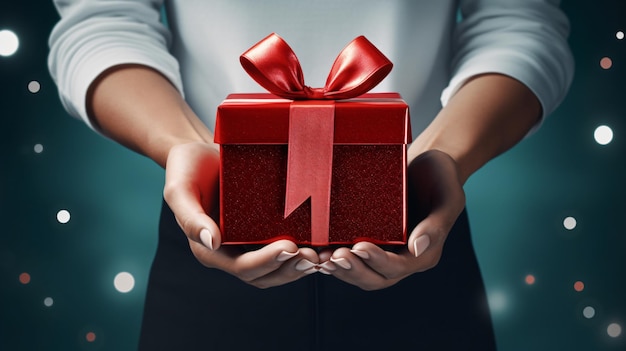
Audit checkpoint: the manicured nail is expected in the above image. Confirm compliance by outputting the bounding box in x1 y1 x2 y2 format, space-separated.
330 257 352 270
295 259 317 271
350 249 370 260
318 261 337 271
413 235 431 258
303 267 318 275
318 268 333 275
199 228 214 250
276 250 299 262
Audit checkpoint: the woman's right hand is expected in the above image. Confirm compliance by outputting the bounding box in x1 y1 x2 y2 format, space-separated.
163 142 321 288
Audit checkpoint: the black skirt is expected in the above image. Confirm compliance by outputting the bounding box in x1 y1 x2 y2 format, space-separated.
139 201 496 351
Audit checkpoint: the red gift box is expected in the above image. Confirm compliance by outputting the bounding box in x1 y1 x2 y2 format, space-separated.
213 33 412 246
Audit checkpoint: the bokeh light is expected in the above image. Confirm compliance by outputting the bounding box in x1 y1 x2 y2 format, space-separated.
600 57 613 69
563 216 577 230
488 290 507 313
607 323 622 338
617 31 624 40
43 297 54 307
0 29 19 56
114 272 135 293
574 280 585 292
583 306 595 319
28 81 41 93
85 332 96 343
34 144 44 154
56 209 71 224
525 274 536 285
19 272 31 284
594 125 614 145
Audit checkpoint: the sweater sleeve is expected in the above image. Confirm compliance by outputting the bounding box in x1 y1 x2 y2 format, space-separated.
48 0 184 129
441 0 574 132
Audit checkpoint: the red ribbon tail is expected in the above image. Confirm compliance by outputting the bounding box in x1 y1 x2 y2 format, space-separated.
284 101 335 246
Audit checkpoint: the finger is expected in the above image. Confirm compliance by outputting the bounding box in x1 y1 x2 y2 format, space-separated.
189 239 302 282
407 169 465 264
168 194 221 250
349 241 413 280
224 240 303 283
327 247 401 291
408 196 462 259
164 144 221 249
247 247 320 289
405 210 458 272
188 239 232 268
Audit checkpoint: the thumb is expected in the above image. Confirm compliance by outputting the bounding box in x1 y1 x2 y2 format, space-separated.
407 203 461 259
163 143 222 250
173 208 222 251
164 175 222 250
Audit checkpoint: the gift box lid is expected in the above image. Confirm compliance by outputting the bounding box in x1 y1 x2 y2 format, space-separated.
214 93 411 145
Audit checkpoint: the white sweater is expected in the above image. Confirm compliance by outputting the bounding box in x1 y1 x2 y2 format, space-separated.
48 0 574 137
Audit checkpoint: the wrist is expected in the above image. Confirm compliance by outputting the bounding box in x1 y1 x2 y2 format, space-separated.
408 140 474 185
407 147 466 185
149 136 213 168
409 74 541 185
87 64 216 168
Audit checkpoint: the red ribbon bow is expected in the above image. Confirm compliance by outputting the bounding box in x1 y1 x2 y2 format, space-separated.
240 33 393 246
240 33 393 100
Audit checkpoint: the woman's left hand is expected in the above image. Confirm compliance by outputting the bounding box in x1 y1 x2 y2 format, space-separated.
320 150 466 290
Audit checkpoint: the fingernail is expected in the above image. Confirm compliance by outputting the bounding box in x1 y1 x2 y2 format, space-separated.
318 261 337 271
199 228 214 250
303 267 318 275
330 257 352 270
413 235 431 258
276 250 299 262
350 249 370 260
318 268 333 275
295 259 317 271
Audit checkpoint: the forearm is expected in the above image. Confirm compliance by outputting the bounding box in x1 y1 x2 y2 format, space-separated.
409 73 542 184
87 64 214 168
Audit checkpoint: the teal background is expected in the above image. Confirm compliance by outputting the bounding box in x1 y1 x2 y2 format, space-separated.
1 1 624 350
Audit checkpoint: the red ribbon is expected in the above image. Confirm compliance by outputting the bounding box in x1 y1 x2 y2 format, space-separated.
240 33 392 246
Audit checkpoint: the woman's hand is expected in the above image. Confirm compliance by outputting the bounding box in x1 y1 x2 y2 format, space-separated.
324 74 542 290
163 142 321 289
322 150 465 290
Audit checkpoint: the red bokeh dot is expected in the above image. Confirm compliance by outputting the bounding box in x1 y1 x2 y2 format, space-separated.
19 273 31 284
85 332 96 342
574 281 585 292
525 274 536 285
600 57 613 69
